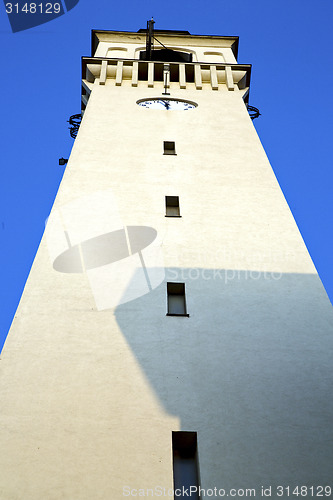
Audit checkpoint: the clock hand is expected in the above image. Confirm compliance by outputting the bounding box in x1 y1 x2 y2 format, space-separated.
160 100 170 110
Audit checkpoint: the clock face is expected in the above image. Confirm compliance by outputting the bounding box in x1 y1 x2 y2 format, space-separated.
137 98 197 111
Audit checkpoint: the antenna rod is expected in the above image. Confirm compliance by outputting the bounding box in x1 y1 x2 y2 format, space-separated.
146 17 155 60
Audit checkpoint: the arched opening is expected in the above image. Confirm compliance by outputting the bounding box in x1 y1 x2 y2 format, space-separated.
204 51 225 63
139 48 192 63
106 47 128 58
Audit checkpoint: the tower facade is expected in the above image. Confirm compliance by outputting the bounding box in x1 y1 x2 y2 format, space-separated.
1 27 333 499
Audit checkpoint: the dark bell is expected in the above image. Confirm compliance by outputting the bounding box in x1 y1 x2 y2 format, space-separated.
59 158 68 166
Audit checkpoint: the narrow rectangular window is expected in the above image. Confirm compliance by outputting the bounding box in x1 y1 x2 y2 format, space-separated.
164 141 176 155
172 432 200 499
165 196 181 217
167 282 188 316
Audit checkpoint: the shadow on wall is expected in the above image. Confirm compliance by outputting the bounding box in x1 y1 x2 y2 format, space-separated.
114 267 333 489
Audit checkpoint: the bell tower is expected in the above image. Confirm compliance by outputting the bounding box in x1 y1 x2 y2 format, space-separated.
1 25 333 499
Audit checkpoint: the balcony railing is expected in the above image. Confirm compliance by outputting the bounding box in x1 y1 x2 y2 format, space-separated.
81 57 251 92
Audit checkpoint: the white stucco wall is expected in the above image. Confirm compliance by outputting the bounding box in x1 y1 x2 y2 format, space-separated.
93 32 238 64
0 32 332 500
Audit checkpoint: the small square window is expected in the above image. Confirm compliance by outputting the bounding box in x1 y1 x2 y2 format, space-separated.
167 282 189 316
163 141 176 155
165 196 181 217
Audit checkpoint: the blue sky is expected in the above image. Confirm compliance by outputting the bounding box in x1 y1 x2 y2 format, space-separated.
1 0 332 351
